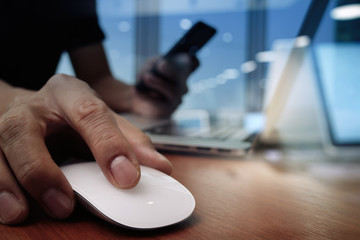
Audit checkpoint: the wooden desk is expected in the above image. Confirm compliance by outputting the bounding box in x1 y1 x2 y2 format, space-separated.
2 153 360 240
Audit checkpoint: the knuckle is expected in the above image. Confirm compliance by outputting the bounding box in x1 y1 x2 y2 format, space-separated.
46 74 89 91
0 112 29 146
139 133 152 145
16 158 44 188
46 74 69 89
132 132 152 146
73 98 119 149
92 127 119 150
48 73 72 85
73 97 108 124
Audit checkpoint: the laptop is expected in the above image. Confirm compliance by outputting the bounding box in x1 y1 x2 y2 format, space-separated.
123 0 331 157
261 0 360 160
259 37 324 145
260 0 330 145
312 42 360 159
122 109 261 156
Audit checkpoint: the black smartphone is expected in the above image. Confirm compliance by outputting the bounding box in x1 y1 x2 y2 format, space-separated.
164 21 217 58
136 21 217 98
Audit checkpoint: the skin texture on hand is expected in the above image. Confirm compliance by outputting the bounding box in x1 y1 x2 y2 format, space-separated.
132 54 196 118
69 43 195 119
0 74 172 224
89 53 196 119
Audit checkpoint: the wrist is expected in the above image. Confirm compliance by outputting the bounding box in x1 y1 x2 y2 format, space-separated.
90 76 134 113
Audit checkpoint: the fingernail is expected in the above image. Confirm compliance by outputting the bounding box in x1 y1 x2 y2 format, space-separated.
0 191 23 224
42 188 73 219
111 156 139 188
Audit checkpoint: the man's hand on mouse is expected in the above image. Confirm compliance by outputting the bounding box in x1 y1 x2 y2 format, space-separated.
0 74 172 224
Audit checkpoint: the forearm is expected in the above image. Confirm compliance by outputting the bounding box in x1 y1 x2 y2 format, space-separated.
69 43 135 113
88 75 135 113
0 80 34 115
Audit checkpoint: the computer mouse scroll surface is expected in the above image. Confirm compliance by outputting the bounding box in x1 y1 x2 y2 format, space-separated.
60 162 195 229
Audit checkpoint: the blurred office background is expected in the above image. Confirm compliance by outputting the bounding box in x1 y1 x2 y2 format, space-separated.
57 0 359 117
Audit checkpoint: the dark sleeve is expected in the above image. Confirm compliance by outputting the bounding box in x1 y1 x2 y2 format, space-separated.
0 0 106 89
61 0 105 51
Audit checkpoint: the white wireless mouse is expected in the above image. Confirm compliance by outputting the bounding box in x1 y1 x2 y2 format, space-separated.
60 161 195 229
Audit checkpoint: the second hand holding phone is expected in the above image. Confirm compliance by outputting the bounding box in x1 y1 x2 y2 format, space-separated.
136 21 217 100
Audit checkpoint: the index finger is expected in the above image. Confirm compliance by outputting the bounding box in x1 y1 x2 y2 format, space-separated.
45 75 140 189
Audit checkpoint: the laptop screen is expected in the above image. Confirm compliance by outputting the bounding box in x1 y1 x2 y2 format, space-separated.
314 42 360 146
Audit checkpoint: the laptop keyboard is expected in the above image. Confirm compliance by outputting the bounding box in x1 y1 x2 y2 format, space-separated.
145 123 250 141
198 125 250 140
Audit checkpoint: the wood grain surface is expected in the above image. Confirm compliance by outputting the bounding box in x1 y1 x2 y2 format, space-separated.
2 153 360 240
